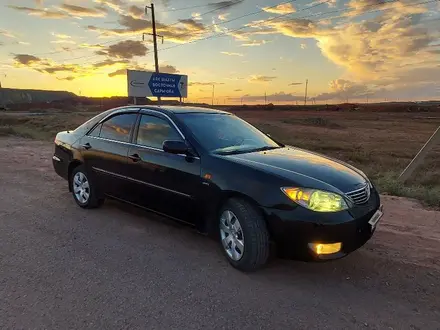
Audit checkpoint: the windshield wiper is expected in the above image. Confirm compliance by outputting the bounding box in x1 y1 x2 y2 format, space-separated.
247 146 281 153
214 145 280 155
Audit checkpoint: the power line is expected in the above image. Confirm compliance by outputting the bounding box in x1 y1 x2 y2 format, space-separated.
150 0 439 55
188 0 300 34
149 0 332 54
162 0 267 29
160 4 213 13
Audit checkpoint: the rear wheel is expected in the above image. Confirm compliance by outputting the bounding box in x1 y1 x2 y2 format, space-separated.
219 198 270 272
71 165 104 209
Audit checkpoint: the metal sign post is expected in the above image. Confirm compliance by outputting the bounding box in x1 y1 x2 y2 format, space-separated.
399 125 440 182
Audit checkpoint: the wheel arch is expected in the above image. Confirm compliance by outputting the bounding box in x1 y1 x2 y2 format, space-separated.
203 190 268 236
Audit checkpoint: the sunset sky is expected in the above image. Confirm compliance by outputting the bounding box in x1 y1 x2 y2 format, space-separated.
0 0 439 104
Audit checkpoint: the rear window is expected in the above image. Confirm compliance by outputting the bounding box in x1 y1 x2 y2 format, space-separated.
72 109 114 135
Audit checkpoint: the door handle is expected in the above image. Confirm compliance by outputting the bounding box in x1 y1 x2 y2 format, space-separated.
82 142 91 150
129 153 141 162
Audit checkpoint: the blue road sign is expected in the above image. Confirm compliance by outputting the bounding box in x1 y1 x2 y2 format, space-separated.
127 70 188 98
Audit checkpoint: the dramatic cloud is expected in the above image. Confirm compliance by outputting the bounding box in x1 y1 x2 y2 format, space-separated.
160 65 179 74
8 5 69 19
87 15 208 43
289 82 303 86
127 5 144 18
80 43 105 49
218 13 230 21
208 1 244 11
0 29 17 39
300 43 307 49
308 0 337 8
345 0 426 17
262 3 296 14
249 75 277 83
13 52 132 81
234 89 243 92
248 1 439 87
57 76 75 81
97 40 148 59
59 4 107 17
14 54 41 65
179 18 205 30
314 79 378 101
51 32 71 39
93 59 129 68
108 68 127 77
221 51 244 56
94 0 125 13
13 53 82 76
192 12 202 20
241 40 269 46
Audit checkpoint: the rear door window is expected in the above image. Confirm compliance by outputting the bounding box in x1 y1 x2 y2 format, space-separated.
98 113 137 143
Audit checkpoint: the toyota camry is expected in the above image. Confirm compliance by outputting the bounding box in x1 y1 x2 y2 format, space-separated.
52 106 383 272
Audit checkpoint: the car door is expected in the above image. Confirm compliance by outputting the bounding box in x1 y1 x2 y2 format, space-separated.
79 110 139 199
125 112 202 224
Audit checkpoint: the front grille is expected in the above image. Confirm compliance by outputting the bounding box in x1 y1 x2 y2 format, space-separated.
345 184 370 205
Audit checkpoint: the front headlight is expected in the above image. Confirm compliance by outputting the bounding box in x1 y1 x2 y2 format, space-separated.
281 187 350 212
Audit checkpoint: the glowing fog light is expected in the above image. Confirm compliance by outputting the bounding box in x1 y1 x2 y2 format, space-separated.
309 242 342 255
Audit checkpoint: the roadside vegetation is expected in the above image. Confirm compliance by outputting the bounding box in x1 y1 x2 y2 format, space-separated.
1 109 439 207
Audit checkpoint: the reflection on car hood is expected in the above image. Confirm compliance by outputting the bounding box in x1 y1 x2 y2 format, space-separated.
224 146 368 193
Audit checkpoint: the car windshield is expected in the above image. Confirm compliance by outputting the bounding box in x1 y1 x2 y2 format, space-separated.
177 113 282 155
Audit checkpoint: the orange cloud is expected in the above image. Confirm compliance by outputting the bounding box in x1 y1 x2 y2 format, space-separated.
248 75 277 83
8 5 69 19
262 3 296 14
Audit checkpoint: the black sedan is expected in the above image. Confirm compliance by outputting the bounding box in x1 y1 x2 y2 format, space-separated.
53 106 383 271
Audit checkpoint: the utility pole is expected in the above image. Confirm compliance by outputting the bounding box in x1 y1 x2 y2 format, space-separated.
264 92 267 105
0 73 5 110
304 79 308 106
145 3 163 104
212 84 215 106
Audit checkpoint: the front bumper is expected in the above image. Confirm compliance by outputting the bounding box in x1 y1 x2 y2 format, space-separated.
263 190 382 261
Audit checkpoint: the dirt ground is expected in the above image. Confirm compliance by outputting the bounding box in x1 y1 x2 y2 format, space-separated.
0 137 439 329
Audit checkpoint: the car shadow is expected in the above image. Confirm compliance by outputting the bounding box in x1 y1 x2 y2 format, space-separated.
100 197 437 296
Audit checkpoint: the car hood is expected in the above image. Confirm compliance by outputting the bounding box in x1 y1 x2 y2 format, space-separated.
223 146 368 193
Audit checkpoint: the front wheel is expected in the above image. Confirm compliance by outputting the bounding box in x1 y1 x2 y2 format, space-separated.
219 198 270 272
71 165 104 209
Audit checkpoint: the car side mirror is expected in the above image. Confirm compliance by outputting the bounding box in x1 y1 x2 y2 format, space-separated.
163 140 188 155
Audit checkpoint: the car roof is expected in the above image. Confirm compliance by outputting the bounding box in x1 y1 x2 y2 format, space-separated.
139 105 231 115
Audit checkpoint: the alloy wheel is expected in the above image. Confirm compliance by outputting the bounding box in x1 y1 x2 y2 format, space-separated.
73 172 90 204
220 210 245 261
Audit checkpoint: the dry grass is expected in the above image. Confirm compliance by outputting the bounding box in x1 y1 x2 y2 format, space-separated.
235 110 440 208
0 113 95 140
1 110 440 207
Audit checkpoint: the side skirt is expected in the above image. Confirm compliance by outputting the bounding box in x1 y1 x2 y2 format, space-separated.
104 193 196 228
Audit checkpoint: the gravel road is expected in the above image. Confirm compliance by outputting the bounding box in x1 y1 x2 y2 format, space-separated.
0 137 439 330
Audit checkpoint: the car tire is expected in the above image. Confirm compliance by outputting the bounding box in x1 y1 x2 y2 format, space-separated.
71 165 104 209
219 198 270 272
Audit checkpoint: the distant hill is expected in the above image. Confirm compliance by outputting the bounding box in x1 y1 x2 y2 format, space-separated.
0 88 77 105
